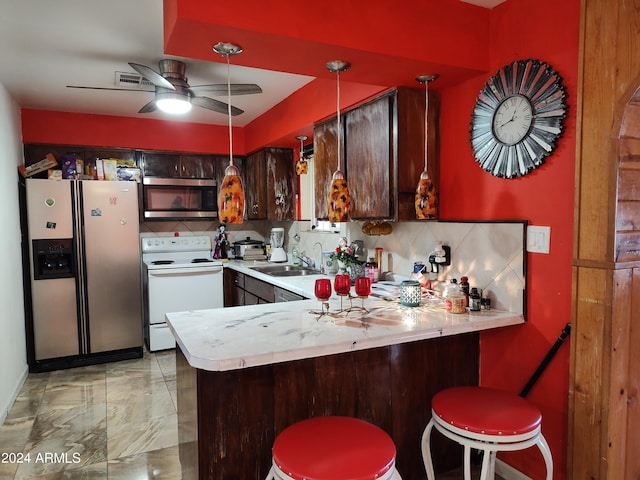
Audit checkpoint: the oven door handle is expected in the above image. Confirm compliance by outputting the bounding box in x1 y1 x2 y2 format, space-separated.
148 267 223 276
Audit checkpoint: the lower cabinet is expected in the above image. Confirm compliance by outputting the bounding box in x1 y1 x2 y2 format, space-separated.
224 269 304 306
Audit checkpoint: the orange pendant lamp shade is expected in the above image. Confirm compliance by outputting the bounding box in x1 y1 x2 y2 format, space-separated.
415 74 438 220
328 170 352 223
415 171 438 220
218 164 245 224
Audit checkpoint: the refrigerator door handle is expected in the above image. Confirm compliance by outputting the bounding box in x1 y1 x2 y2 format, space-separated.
73 180 90 355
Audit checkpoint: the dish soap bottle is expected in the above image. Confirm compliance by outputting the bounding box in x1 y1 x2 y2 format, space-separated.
292 246 300 266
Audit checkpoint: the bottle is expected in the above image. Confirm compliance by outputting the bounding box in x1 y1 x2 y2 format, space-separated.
374 247 384 276
469 287 481 311
459 276 470 307
442 279 466 314
365 257 379 283
292 246 300 266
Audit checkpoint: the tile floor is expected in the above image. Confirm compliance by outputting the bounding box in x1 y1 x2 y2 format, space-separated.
0 350 503 480
0 351 181 480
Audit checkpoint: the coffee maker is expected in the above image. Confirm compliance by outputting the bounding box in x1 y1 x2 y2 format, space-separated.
269 227 287 263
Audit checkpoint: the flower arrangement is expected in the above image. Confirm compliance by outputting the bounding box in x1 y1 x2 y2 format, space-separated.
329 237 358 268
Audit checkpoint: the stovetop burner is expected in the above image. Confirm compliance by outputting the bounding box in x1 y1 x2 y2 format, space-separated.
192 258 214 263
152 260 175 265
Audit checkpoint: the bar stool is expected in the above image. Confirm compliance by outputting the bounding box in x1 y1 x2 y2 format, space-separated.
266 416 402 480
421 386 552 480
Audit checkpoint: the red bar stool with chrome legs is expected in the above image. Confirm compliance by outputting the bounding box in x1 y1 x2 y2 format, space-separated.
266 416 402 480
421 387 552 480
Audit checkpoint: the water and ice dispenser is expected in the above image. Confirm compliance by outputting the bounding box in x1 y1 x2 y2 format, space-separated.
32 238 74 280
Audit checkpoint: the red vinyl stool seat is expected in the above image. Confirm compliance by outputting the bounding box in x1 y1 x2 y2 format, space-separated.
266 416 402 480
421 387 553 480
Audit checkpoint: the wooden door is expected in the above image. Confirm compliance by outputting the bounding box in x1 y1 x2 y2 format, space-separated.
313 118 341 220
140 152 181 177
265 148 295 221
345 93 393 219
178 155 214 178
245 150 267 220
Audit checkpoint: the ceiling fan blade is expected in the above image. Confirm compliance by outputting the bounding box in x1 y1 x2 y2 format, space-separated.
128 62 175 91
138 99 157 114
191 96 244 115
189 84 263 96
67 85 149 92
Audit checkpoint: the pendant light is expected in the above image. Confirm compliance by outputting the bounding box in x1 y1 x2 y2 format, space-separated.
415 74 439 220
295 135 308 175
326 60 352 223
214 42 245 224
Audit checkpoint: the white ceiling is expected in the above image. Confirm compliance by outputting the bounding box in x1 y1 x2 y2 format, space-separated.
0 0 506 128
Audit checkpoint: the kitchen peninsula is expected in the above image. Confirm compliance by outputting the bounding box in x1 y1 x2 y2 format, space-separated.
167 270 523 480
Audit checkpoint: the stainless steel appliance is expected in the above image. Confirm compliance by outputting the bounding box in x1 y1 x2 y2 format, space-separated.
141 235 224 351
142 177 217 220
23 178 142 371
232 237 266 260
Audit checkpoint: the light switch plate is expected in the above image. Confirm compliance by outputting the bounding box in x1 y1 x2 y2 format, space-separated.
527 225 551 254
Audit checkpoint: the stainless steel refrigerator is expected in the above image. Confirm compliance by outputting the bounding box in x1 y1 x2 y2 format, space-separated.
23 178 142 371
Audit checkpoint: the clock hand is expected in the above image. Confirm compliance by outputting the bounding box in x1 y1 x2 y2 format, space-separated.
499 109 518 128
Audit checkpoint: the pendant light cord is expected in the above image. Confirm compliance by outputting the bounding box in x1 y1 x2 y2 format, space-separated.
423 81 429 172
336 70 341 172
226 54 234 168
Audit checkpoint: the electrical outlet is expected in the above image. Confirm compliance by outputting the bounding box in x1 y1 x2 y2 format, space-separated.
527 225 551 254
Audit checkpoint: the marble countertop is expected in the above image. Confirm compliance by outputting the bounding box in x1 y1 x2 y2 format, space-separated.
165 268 524 371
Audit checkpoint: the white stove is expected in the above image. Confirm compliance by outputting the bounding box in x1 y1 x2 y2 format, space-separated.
141 235 224 351
142 236 222 269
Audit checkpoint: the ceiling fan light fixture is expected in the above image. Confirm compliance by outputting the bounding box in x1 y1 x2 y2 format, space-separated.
155 91 192 114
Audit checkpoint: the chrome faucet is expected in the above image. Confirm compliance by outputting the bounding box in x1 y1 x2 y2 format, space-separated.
299 252 314 269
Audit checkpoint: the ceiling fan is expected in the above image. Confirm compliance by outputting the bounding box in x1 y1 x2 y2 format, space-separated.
67 59 262 115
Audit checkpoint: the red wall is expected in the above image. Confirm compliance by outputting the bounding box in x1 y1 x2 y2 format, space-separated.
20 0 581 478
439 1 580 478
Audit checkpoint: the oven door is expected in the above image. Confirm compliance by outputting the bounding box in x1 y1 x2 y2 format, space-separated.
146 265 223 351
142 177 217 220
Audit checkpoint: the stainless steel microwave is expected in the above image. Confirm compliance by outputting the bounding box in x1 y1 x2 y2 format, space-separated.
142 177 217 219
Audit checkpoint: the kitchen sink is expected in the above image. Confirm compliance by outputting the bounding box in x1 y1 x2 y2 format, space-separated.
250 265 321 277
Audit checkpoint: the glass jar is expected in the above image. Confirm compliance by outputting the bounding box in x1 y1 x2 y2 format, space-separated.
442 280 466 314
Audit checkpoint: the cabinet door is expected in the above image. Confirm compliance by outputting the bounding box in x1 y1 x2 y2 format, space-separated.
313 118 341 220
179 155 214 178
266 148 295 221
140 152 181 177
397 88 439 221
244 150 267 220
345 94 393 219
141 152 214 178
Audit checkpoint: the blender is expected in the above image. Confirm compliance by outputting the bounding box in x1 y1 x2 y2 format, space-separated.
269 227 287 263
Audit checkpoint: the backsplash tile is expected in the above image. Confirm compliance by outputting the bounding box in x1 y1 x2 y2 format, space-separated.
139 219 526 316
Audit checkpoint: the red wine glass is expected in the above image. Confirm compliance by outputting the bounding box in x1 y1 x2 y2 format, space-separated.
334 273 351 311
313 278 332 316
354 276 371 312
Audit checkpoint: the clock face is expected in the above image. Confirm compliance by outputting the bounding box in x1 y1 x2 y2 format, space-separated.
470 59 567 178
492 95 533 145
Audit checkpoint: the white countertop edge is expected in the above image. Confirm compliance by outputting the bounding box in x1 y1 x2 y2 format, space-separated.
167 305 524 372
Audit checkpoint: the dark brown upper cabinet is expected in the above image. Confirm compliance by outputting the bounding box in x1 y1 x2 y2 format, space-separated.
313 87 439 221
245 147 295 221
139 151 215 179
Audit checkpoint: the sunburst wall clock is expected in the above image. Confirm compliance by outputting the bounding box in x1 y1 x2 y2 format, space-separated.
469 59 567 178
